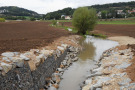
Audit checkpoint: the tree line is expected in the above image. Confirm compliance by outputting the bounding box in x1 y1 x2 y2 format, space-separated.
44 1 135 20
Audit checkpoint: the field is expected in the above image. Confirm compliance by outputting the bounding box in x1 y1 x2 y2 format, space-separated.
62 22 135 37
1 19 135 54
0 21 70 54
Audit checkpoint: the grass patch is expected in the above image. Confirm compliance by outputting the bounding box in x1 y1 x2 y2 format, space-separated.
90 33 107 39
98 20 135 25
0 18 5 22
43 20 72 22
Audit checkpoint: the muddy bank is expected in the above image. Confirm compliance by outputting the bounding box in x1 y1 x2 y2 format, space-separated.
0 35 81 90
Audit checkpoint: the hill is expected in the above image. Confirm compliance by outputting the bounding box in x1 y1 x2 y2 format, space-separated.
0 6 39 17
43 1 135 20
89 1 135 11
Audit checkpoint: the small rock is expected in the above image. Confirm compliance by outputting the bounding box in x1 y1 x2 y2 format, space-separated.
48 86 57 90
96 88 102 90
57 68 64 72
1 52 14 57
72 57 79 62
67 59 72 66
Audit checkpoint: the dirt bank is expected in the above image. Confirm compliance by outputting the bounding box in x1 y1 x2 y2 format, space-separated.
0 21 71 54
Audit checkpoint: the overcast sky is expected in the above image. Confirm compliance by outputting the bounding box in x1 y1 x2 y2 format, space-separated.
0 0 135 14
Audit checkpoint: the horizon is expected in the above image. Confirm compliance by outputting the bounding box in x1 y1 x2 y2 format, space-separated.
0 0 135 14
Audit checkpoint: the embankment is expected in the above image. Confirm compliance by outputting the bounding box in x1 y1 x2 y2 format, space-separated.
0 35 81 90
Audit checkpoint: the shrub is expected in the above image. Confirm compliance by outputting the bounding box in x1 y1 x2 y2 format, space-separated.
52 20 57 26
72 7 97 35
30 17 36 21
0 18 5 22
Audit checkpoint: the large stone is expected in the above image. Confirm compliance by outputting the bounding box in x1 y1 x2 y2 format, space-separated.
1 62 12 73
40 50 54 56
85 78 92 84
92 67 103 74
12 57 24 68
111 72 127 78
115 62 131 69
20 54 30 61
118 78 131 86
57 46 65 51
56 49 61 57
36 54 46 66
61 44 68 49
1 52 14 57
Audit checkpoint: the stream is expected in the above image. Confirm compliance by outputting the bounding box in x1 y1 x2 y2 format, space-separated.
58 36 118 90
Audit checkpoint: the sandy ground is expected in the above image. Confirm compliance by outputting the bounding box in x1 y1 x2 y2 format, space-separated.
108 36 135 45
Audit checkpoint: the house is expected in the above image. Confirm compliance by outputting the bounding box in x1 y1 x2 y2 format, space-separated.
117 10 125 15
128 9 135 14
65 16 71 20
0 9 8 14
97 12 101 17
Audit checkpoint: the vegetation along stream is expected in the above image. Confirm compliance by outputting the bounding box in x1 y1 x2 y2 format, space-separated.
58 36 119 90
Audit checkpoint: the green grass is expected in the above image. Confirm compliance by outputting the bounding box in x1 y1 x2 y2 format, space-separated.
50 24 78 34
43 20 72 22
98 20 135 25
90 33 107 39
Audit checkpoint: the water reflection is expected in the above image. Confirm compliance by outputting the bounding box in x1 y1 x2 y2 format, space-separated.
79 37 96 60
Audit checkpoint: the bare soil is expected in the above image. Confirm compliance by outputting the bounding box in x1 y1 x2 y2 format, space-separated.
0 21 71 54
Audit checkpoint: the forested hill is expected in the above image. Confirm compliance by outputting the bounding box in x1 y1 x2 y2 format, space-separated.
0 6 39 17
43 1 135 20
89 1 135 11
43 7 75 20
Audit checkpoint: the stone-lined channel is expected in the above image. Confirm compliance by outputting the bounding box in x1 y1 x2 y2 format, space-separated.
58 36 119 90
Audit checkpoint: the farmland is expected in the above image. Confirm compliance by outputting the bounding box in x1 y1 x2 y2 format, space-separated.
0 21 70 54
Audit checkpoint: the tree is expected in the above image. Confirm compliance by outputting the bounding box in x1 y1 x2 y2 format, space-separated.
72 7 97 35
101 10 107 19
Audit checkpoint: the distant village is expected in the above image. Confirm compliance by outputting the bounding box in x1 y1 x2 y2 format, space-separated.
61 9 135 20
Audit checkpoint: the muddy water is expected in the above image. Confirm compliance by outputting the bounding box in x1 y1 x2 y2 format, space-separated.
58 36 118 90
